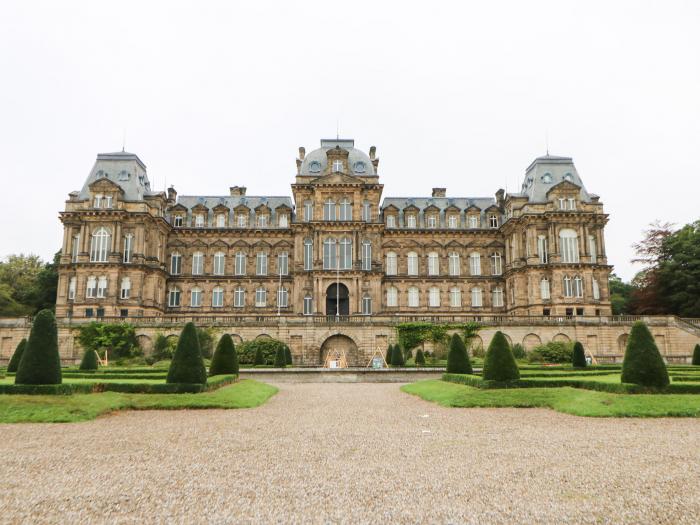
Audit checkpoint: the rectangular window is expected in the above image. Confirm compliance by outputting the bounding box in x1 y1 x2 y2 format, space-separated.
235 253 246 276
257 215 268 228
491 253 502 275
427 216 437 228
68 277 76 300
386 253 397 275
541 279 551 300
589 235 597 263
304 241 313 271
303 295 313 315
277 288 288 308
448 215 458 229
407 254 418 276
195 214 205 227
471 288 483 307
386 215 396 228
97 277 107 298
386 287 398 307
104 196 112 208
489 215 498 228
362 201 371 222
339 200 352 221
120 309 128 318
216 214 226 228
191 289 202 307
96 308 105 317
212 288 224 307
237 214 248 228
169 289 181 307
361 242 371 271
406 215 416 228
323 201 336 221
174 216 183 227
450 288 461 307
568 198 576 210
538 236 548 264
192 253 204 275
120 278 131 299
234 288 245 307
278 214 288 228
339 240 352 270
71 235 80 263
85 308 94 318
469 253 481 276
123 235 133 263
408 288 419 307
304 201 313 222
428 255 439 276
468 215 479 229
256 253 268 275
593 278 600 300
323 240 337 270
563 277 573 297
278 252 289 275
255 288 267 307
213 254 225 275
429 288 440 307
492 288 504 307
171 254 182 275
362 295 372 315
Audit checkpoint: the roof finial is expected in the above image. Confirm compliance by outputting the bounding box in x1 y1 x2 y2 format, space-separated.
545 129 549 156
122 128 126 152
336 118 339 140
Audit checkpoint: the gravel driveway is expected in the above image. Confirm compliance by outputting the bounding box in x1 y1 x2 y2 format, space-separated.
1 383 700 524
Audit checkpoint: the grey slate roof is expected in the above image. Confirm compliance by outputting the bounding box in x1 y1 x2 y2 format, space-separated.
176 195 293 212
381 197 496 212
78 151 152 201
299 138 376 176
519 154 592 203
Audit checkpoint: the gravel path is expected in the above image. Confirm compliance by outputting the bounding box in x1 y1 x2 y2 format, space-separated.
1 383 700 524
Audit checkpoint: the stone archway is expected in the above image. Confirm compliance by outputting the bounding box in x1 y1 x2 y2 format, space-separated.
320 334 358 367
326 283 349 316
618 334 629 353
553 333 571 343
522 333 542 352
136 334 153 355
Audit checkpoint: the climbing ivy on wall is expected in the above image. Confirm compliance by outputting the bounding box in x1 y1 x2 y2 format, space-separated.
396 322 481 350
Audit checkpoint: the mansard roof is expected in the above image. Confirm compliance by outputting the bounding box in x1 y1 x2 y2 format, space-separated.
299 138 376 176
78 150 154 202
177 195 293 213
519 154 593 203
381 197 496 213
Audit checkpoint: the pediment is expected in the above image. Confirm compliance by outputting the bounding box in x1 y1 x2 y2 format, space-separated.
465 204 482 213
445 205 461 213
273 240 294 248
211 239 229 248
254 204 271 213
546 180 581 196
486 240 505 248
232 240 250 248
88 178 124 194
234 204 250 213
382 240 401 249
423 204 440 213
192 203 209 212
484 204 500 213
213 204 230 212
403 205 419 213
446 240 463 248
169 203 188 213
310 172 362 185
382 204 399 212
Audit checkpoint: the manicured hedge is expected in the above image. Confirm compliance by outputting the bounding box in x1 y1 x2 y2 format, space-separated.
446 333 472 374
390 344 405 366
621 321 669 388
7 339 26 373
61 373 168 380
482 331 519 382
167 322 207 385
572 341 587 368
15 309 62 385
210 334 239 375
693 344 700 366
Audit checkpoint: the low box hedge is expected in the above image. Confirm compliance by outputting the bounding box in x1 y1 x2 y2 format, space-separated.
61 373 168 380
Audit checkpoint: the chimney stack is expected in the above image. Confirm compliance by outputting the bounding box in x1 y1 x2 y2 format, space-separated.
167 186 177 202
369 146 376 160
298 147 305 160
432 188 446 198
230 186 247 196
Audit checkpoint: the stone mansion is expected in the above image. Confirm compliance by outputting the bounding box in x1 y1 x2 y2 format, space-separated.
55 138 613 321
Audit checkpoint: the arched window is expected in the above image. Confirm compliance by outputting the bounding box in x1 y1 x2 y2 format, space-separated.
450 287 461 307
428 252 439 276
90 227 111 262
339 198 352 221
449 252 460 276
323 238 337 269
559 229 579 263
491 252 502 275
429 287 440 307
408 287 420 307
541 278 551 300
191 287 202 307
234 287 245 308
192 252 204 275
255 287 267 307
277 252 289 276
303 239 313 271
407 252 418 276
168 287 181 307
362 294 372 315
256 253 268 275
303 295 313 315
323 199 336 221
492 287 504 307
235 252 246 275
120 277 131 299
471 287 483 307
385 251 397 275
563 276 573 297
213 252 225 275
537 235 548 264
212 286 224 307
170 252 182 275
386 286 398 307
361 240 372 271
469 252 481 276
574 275 584 298
339 237 352 270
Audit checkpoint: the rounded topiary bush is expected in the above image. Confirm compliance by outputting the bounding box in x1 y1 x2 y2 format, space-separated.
79 348 99 371
415 348 426 366
385 345 393 365
284 345 292 366
7 338 27 373
572 341 587 368
483 331 520 382
15 309 62 385
446 333 472 374
692 344 700 366
253 347 265 366
391 344 404 366
621 321 669 388
274 345 286 367
209 334 239 375
166 322 207 384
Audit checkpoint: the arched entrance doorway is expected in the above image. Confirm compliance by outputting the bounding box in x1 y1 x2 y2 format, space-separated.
326 283 349 316
320 334 358 366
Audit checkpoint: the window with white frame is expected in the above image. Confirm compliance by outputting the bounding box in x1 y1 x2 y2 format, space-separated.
589 235 597 263
120 277 131 299
426 215 437 228
303 201 313 222
471 287 483 307
491 252 502 275
90 227 111 262
592 278 600 300
429 287 440 307
362 201 371 222
541 278 551 300
323 238 337 269
323 199 336 221
191 287 202 307
492 287 504 307
469 252 481 276
235 252 246 275
213 252 225 275
450 287 461 307
386 286 398 307
303 295 313 315
339 237 352 269
574 275 584 298
303 239 313 271
104 196 112 208
123 234 133 263
192 252 204 275
168 287 181 307
234 287 245 307
468 215 479 228
256 253 268 275
488 214 499 228
86 276 97 298
237 214 248 228
68 277 76 300
93 194 103 208
563 276 573 297
362 294 372 315
278 214 288 228
406 214 417 228
448 215 459 229
257 214 268 228
560 229 580 263
173 215 183 227
448 252 460 276
195 214 205 227
385 252 397 275
71 234 80 263
216 214 226 228
361 241 371 271
537 235 548 264
97 276 108 298
386 215 396 228
428 252 439 276
568 198 576 210
408 287 419 307
339 198 352 221
277 287 288 308
332 160 343 172
277 252 289 275
255 288 267 307
212 286 224 307
407 252 418 276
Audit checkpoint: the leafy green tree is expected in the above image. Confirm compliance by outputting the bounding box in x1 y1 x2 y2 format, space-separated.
572 341 587 368
621 321 669 388
446 333 472 374
77 322 140 359
657 220 700 316
609 273 635 315
415 348 426 366
274 345 286 367
0 253 60 315
196 328 215 359
209 334 239 375
15 309 62 385
236 339 287 365
79 348 99 371
166 322 207 384
152 333 178 361
253 347 265 366
692 344 700 366
390 344 404 366
7 338 27 373
511 343 526 360
483 331 520 382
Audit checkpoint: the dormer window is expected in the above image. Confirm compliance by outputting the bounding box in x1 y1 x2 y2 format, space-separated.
406 215 416 228
386 215 396 228
468 215 479 229
93 195 102 208
448 215 458 229
118 171 130 181
194 214 205 227
332 160 343 172
104 196 113 208
173 215 183 227
542 173 553 184
426 215 437 228
488 214 499 228
237 214 248 227
563 172 573 182
278 214 288 228
257 214 268 228
216 214 226 228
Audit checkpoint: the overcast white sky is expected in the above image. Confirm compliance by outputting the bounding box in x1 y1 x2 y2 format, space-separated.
1 0 698 280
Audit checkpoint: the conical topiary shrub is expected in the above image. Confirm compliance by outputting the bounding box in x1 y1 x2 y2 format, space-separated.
79 348 99 371
7 338 27 373
391 344 404 366
692 344 700 366
483 331 520 382
274 345 286 367
385 345 393 365
572 341 587 368
415 348 426 366
254 347 265 366
15 310 62 385
209 334 239 375
446 333 472 374
284 345 292 366
166 322 207 384
621 321 669 388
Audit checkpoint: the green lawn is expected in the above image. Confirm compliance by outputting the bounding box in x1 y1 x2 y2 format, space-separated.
402 379 700 417
0 379 278 423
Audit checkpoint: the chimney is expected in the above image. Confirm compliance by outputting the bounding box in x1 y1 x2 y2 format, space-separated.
369 146 376 160
432 188 446 198
167 186 177 202
230 186 247 196
495 189 505 207
298 147 305 160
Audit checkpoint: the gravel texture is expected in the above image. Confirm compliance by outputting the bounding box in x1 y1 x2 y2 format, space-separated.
1 383 700 524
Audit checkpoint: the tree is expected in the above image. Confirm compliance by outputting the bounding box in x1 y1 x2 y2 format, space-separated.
196 328 215 359
656 221 700 317
390 344 404 366
284 345 292 366
692 344 700 366
253 347 265 366
77 322 140 359
627 221 674 315
7 338 27 373
385 345 393 365
79 348 99 371
0 253 60 316
621 321 669 388
274 345 287 367
166 322 207 384
209 334 239 375
572 341 587 368
446 333 472 374
15 309 62 385
415 348 426 366
608 273 635 315
483 331 520 382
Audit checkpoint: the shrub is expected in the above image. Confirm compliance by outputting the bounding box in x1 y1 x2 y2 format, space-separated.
693 344 700 366
415 348 426 366
166 322 207 385
385 345 393 365
196 328 214 359
209 334 239 375
528 341 573 363
446 333 472 374
391 344 405 366
79 348 99 371
511 343 526 360
76 322 140 359
621 321 669 388
253 347 265 366
7 338 27 373
15 309 62 385
284 345 292 366
482 331 520 382
274 345 287 367
238 339 287 365
152 333 178 362
572 341 587 368
403 347 413 362
471 343 485 359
